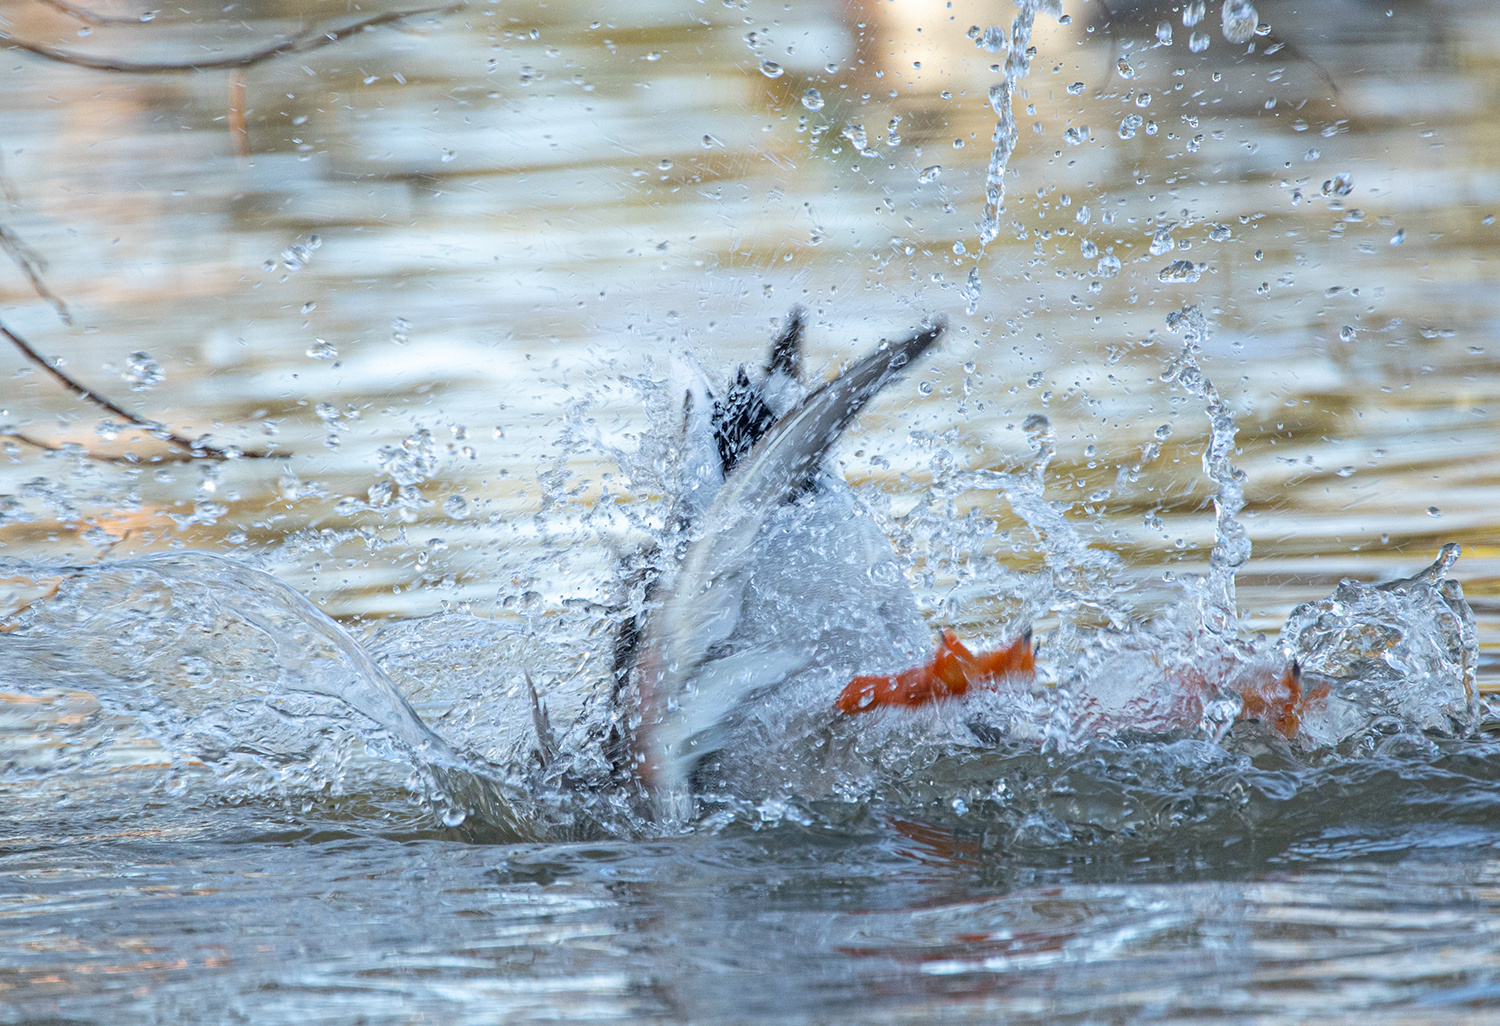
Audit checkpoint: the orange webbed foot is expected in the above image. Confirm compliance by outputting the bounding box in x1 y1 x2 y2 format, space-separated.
1173 659 1328 740
1233 660 1328 739
836 629 1035 715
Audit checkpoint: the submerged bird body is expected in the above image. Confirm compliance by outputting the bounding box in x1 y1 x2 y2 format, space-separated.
608 313 1314 817
619 313 971 806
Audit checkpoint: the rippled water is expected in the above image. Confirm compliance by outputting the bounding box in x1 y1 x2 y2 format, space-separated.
3 0 1500 1020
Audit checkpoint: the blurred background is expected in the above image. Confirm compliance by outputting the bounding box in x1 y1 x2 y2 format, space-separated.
0 0 1495 674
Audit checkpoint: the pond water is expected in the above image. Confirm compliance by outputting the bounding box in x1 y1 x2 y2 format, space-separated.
3 0 1500 1020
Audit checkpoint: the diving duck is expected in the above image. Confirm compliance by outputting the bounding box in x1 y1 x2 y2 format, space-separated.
608 312 1314 816
609 312 1035 812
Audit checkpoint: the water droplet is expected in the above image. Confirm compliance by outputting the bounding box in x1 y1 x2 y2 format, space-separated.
825 62 839 74
1340 325 1357 343
443 495 470 519
1023 414 1052 449
980 25 1005 53
917 381 934 397
759 59 783 79
801 88 824 111
1209 224 1232 242
1183 0 1206 26
1156 21 1174 45
1118 114 1144 140
1322 172 1353 196
392 317 410 345
842 123 870 153
1336 466 1355 477
123 351 163 390
441 148 456 164
918 164 942 183
1427 506 1441 517
1081 239 1098 259
644 50 663 62
1149 226 1176 255
441 806 468 828
1389 228 1405 246
1116 57 1136 79
1189 31 1211 52
1154 423 1173 440
1221 0 1258 43
658 158 673 171
1158 259 1205 283
300 301 316 314
1063 125 1089 145
306 338 337 360
962 267 982 315
1097 253 1121 277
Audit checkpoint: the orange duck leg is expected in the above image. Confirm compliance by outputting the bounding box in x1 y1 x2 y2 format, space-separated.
836 629 1035 714
839 632 1324 742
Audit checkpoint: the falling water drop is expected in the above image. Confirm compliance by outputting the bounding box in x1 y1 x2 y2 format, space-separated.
1220 0 1259 44
801 88 824 111
124 351 163 390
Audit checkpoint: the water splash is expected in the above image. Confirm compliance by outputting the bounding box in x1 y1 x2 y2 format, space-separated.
1280 543 1480 743
976 1 1061 249
1161 306 1248 637
0 552 532 840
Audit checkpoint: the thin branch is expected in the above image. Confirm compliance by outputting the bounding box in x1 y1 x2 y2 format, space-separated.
33 0 160 28
1 428 200 462
0 225 72 325
0 3 465 74
1 319 276 461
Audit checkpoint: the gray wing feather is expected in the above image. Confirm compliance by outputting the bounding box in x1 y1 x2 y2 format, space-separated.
637 320 944 800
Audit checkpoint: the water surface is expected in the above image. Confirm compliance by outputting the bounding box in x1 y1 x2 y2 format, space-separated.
2 0 1500 1020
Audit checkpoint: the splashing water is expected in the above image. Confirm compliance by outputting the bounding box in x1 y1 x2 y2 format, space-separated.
975 1 1061 250
1161 306 1249 638
0 312 1483 847
0 551 533 840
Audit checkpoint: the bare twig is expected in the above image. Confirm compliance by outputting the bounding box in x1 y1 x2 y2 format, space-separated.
0 225 72 325
1 3 464 74
33 0 159 28
1 319 275 460
1 427 201 462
